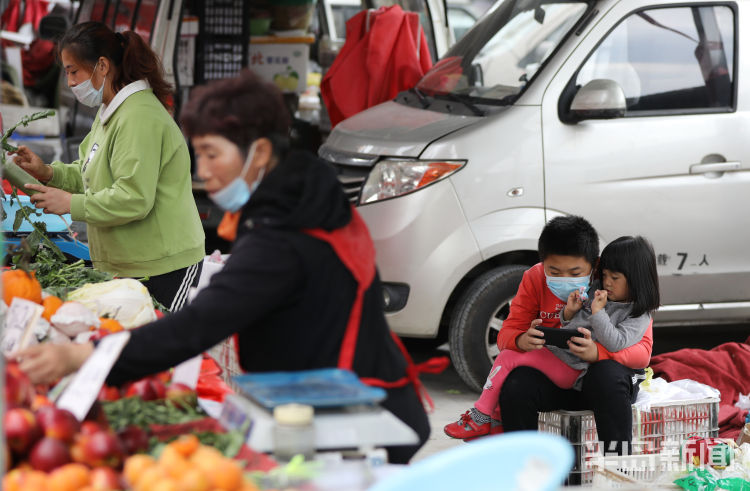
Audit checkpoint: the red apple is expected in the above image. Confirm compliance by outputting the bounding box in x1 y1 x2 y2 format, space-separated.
5 362 34 408
166 382 197 407
79 420 105 436
117 425 150 455
124 379 158 401
149 378 167 399
97 385 121 401
4 408 42 454
36 407 80 443
90 466 123 490
29 436 71 472
82 430 125 468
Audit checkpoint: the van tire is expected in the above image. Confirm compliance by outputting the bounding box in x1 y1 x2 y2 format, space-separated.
448 265 527 393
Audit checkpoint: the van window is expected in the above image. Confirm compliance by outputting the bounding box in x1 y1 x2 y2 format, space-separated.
413 0 588 106
576 5 735 113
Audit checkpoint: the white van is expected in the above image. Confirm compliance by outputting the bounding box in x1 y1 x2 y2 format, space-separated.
319 0 750 391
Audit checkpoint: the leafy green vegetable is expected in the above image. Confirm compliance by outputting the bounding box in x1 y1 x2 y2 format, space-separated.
29 247 113 299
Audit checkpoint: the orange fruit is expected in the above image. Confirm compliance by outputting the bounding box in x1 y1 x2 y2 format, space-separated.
132 462 166 491
23 471 49 491
159 445 190 479
42 295 63 321
98 318 124 333
178 469 211 491
209 458 243 491
190 445 224 465
47 463 91 491
170 434 200 457
3 468 27 491
123 454 156 486
150 478 179 491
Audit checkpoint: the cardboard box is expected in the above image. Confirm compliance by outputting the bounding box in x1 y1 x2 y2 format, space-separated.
736 423 750 446
249 35 314 94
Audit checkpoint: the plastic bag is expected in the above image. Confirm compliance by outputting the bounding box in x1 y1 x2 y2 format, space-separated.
675 468 750 491
68 279 156 328
736 394 750 411
634 377 721 412
50 301 100 337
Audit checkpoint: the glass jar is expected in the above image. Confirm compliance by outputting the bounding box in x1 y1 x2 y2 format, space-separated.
273 403 315 461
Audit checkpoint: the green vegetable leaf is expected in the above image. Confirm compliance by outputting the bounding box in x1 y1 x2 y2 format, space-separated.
12 209 23 232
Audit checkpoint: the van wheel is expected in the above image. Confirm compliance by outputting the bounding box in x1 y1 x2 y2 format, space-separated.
449 265 527 393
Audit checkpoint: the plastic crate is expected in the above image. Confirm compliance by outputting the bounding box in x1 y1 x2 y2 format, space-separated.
537 397 720 484
195 0 249 83
589 454 676 488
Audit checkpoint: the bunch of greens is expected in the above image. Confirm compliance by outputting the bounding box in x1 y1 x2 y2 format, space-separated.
30 246 112 299
1 109 67 261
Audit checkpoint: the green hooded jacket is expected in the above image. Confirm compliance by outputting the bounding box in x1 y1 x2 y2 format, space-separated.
49 83 204 277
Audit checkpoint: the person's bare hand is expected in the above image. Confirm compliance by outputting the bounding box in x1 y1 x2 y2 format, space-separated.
27 184 72 214
591 290 608 315
516 319 546 352
563 289 584 320
567 327 598 362
11 145 53 182
13 343 94 385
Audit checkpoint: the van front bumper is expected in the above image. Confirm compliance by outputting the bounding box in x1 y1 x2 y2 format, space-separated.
358 179 481 338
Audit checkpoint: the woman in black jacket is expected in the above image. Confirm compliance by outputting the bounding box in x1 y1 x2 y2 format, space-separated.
16 70 431 463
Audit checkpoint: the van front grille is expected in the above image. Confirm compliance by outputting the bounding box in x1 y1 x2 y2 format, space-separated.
333 164 370 203
318 147 379 204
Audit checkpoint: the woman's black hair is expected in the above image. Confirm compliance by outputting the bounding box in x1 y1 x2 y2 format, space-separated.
597 236 660 317
58 21 173 108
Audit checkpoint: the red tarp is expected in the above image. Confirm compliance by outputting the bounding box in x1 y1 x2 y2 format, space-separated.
650 338 750 439
321 5 433 127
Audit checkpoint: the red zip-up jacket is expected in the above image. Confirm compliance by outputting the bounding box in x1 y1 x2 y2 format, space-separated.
497 263 653 368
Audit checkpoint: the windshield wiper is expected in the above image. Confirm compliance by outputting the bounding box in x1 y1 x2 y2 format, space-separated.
436 93 486 116
408 87 430 108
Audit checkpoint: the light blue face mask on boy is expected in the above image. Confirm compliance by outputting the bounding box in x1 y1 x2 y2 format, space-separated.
209 141 264 212
545 274 591 302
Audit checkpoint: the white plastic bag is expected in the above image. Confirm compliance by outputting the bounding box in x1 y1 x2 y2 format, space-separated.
67 279 156 328
634 377 721 412
50 301 100 337
736 393 750 411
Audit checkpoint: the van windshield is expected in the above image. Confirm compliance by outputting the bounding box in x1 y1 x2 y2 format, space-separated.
415 0 589 105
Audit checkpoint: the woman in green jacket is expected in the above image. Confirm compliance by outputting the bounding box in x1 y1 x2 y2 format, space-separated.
13 22 205 310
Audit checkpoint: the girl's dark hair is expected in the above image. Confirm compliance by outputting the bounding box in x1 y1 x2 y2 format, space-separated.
597 236 660 317
538 215 599 267
58 21 173 108
180 70 291 157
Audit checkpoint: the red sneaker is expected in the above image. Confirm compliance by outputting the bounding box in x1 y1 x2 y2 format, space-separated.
490 423 504 435
444 410 490 440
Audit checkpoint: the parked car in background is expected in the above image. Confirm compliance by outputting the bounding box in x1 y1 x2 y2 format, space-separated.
320 0 749 391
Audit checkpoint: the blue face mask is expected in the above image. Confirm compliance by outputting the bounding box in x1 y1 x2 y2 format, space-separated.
545 274 591 301
71 62 105 108
209 141 264 212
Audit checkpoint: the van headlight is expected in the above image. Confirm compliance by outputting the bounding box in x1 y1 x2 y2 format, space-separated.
359 159 466 205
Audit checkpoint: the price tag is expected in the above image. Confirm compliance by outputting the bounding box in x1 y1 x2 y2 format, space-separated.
172 355 202 389
57 331 131 421
1 297 44 355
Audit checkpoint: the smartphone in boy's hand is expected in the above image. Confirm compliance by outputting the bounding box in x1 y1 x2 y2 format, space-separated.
533 326 584 349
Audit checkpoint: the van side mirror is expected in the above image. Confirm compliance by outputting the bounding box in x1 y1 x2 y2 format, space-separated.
567 79 626 122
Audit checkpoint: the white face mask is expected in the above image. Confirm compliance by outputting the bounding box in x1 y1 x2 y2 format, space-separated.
71 62 105 107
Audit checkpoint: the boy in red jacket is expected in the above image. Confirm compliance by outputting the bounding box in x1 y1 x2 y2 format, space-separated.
445 216 652 454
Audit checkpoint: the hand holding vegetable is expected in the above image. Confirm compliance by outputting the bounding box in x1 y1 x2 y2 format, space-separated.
27 183 73 215
13 342 94 384
11 145 53 183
